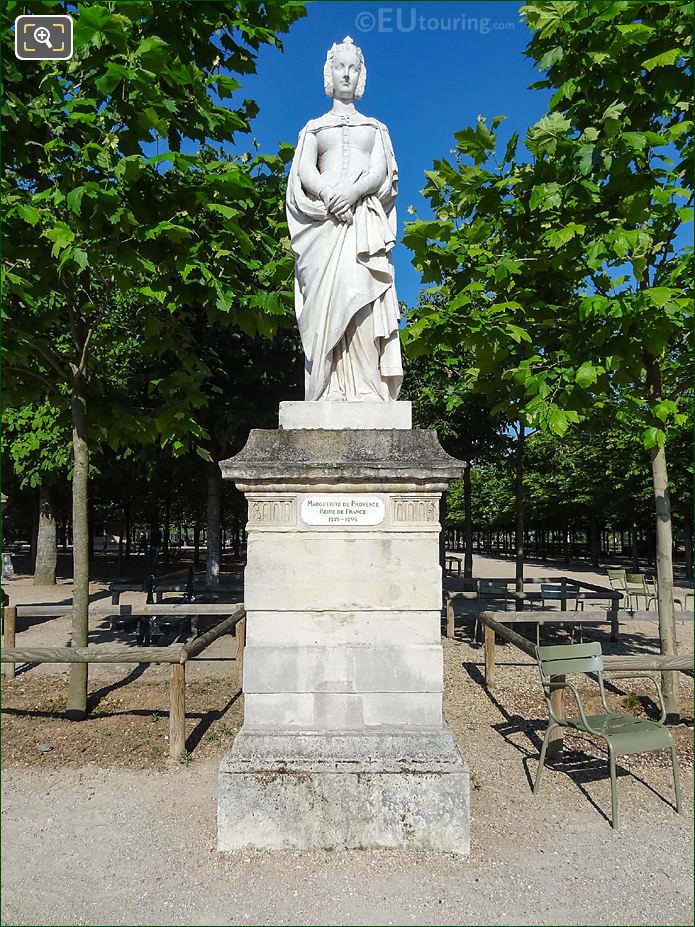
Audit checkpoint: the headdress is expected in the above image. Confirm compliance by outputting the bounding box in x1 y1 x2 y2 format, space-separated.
323 35 366 99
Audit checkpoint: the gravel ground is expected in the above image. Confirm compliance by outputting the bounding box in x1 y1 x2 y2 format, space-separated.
1 554 693 926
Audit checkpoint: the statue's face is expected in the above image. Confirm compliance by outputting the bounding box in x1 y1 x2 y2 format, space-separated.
331 50 361 99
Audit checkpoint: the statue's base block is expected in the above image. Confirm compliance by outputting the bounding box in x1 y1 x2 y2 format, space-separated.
218 726 469 854
279 400 412 430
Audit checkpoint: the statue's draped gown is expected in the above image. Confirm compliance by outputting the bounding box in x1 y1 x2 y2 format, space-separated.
286 113 403 401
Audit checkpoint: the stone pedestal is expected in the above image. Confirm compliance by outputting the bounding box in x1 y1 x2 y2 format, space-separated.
218 427 469 854
279 400 412 430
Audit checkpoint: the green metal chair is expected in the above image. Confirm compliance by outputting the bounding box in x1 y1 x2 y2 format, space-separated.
478 579 509 610
625 573 657 610
533 642 681 828
607 567 627 590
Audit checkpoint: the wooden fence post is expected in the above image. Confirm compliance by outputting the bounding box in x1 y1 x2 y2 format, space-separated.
548 674 565 759
169 662 186 760
236 616 246 691
609 599 619 642
2 606 16 679
484 622 495 687
446 596 455 640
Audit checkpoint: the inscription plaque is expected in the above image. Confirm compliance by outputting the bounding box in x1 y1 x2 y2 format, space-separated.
301 495 385 526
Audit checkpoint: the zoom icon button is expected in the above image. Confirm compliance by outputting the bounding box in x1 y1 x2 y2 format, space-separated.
15 14 73 61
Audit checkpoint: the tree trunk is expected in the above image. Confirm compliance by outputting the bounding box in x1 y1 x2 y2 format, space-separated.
232 512 241 559
515 423 525 609
118 508 124 578
163 492 171 565
589 515 600 568
463 462 473 578
206 461 223 586
193 515 201 568
124 502 131 562
631 523 639 572
439 494 448 573
645 356 679 717
30 489 39 572
67 376 89 720
33 483 58 585
650 442 679 717
684 510 693 582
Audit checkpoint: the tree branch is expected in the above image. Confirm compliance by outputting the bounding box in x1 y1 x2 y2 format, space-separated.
5 365 64 400
29 339 71 383
76 326 94 378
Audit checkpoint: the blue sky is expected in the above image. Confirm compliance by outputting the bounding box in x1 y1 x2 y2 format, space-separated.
235 1 551 307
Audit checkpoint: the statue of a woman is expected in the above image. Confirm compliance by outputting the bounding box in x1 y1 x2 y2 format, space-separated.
286 36 403 402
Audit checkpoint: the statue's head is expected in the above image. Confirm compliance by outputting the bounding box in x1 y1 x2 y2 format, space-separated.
324 35 366 100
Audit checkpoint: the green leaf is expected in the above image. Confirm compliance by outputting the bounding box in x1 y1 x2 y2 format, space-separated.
643 287 677 308
575 362 597 389
72 248 89 273
66 187 87 215
503 132 519 164
544 223 584 248
95 62 129 95
642 49 681 71
454 119 496 165
529 182 561 212
602 101 626 138
44 224 75 255
651 400 677 422
527 113 571 156
642 426 665 449
208 204 240 220
17 204 40 226
506 324 531 344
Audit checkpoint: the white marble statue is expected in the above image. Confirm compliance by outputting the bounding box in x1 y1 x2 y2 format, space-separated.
286 36 403 402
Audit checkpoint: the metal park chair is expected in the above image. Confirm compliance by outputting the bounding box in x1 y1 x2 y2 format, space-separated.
537 583 583 644
607 568 627 590
540 583 582 609
643 574 685 612
533 642 681 828
625 573 657 610
478 580 509 610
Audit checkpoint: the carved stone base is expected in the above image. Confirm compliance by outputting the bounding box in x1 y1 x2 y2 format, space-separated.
218 426 469 853
218 727 469 853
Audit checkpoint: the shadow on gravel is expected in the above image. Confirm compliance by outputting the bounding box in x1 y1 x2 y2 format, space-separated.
463 661 680 823
185 688 242 753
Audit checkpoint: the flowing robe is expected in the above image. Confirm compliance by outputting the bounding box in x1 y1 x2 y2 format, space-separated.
286 113 403 401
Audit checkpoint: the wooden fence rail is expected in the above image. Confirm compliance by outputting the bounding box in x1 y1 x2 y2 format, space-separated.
1 604 246 760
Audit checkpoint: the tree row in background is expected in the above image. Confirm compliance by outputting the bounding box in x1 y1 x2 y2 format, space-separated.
2 0 306 717
404 0 693 714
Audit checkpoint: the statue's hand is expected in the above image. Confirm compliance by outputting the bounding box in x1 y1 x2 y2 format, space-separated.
319 185 335 208
327 181 359 213
331 202 354 225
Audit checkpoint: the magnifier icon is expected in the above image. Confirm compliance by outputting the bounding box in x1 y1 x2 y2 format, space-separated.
33 25 53 49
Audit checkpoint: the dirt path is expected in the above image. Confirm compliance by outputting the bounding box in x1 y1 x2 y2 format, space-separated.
2 556 693 925
3 638 693 926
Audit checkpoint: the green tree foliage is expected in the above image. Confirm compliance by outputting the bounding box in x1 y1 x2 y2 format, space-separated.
1 0 304 716
404 0 691 712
